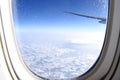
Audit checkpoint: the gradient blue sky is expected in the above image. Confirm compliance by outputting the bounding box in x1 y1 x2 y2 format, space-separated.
13 0 108 30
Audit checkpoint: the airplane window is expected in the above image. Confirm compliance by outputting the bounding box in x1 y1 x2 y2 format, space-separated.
12 0 108 79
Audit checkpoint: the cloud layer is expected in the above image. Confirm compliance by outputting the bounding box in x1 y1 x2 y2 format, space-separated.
17 31 103 79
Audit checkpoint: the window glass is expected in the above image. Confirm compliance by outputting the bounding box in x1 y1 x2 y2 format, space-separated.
12 0 108 79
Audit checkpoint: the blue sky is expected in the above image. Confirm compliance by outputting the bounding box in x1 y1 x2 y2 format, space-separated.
13 0 108 30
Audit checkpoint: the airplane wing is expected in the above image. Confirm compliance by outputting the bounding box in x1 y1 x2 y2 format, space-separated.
64 11 106 24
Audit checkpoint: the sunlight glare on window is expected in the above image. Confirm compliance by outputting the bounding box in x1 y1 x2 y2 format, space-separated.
12 0 108 79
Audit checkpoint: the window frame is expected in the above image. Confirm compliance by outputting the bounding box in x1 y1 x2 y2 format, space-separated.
0 0 120 80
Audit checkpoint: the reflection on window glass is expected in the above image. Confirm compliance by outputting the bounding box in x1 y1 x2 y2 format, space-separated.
12 0 108 79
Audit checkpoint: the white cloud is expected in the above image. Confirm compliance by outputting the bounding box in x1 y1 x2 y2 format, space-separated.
17 30 103 79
